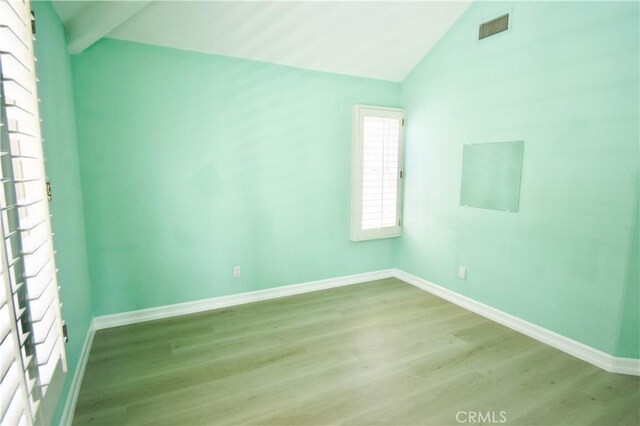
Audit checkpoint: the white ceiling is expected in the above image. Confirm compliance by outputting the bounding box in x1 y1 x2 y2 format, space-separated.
51 0 86 21
52 1 471 82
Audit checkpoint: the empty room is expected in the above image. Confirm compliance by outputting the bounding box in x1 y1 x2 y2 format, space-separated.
0 0 638 425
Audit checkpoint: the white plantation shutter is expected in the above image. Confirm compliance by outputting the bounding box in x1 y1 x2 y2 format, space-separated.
0 0 66 424
0 234 32 426
351 105 404 241
361 116 400 229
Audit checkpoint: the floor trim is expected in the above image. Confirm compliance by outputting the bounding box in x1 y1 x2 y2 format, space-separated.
93 269 396 330
59 321 96 426
611 356 640 376
393 269 639 376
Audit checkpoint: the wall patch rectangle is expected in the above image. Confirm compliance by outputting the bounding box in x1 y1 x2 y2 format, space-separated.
460 141 524 212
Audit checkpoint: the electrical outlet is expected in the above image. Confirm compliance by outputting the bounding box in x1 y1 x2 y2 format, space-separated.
233 266 241 278
458 266 467 280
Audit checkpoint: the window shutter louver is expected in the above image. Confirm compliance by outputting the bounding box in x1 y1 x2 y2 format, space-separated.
351 105 404 241
0 1 66 424
0 213 32 426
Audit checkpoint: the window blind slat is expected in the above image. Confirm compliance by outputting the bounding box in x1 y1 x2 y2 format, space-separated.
0 0 31 28
30 300 54 343
0 331 16 379
0 0 27 23
5 100 37 119
26 281 53 321
0 361 21 413
9 134 40 160
20 234 47 255
22 255 49 280
34 327 58 367
2 196 42 210
24 264 52 300
20 353 31 375
16 323 28 347
36 341 59 387
16 202 48 228
0 277 5 307
0 12 31 51
11 157 43 181
0 53 34 93
7 111 40 139
7 120 38 139
0 304 12 349
18 215 45 232
3 388 28 426
0 50 31 78
2 78 33 99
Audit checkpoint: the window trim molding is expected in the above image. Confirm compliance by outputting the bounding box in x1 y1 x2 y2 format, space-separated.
350 104 405 242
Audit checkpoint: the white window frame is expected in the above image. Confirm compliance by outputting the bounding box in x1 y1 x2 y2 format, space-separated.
350 105 405 241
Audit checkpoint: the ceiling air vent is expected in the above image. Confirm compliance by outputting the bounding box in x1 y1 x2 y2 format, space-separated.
479 14 509 40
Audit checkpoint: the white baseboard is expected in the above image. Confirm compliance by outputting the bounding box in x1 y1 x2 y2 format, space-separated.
610 356 640 376
59 321 96 426
93 269 396 330
392 269 639 376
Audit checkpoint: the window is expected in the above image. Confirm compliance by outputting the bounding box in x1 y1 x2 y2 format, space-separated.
0 0 66 424
350 105 404 241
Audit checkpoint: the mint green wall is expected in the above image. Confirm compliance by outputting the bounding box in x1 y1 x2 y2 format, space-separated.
31 1 94 423
71 39 400 316
616 188 639 357
397 1 639 356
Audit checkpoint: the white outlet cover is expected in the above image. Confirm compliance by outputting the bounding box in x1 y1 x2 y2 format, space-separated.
458 267 466 280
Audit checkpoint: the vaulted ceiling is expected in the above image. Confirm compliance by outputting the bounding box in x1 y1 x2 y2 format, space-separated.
51 1 471 82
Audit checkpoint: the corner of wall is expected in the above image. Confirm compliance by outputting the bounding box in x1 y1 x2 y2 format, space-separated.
615 175 640 358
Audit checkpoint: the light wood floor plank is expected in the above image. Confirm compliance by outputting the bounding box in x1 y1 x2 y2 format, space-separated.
73 278 639 425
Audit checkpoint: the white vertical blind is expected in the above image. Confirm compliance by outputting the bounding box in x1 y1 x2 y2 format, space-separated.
0 0 66 423
351 105 404 241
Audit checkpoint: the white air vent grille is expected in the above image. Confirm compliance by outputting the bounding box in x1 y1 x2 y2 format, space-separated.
479 14 509 40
